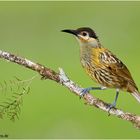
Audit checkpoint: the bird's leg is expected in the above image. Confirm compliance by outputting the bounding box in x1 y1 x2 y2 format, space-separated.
80 86 106 97
108 89 119 112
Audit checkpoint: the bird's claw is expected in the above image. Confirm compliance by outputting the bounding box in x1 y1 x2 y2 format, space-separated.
79 87 103 99
79 89 87 99
107 103 116 114
79 88 91 99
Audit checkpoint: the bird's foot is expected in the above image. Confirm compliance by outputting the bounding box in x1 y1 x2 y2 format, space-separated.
107 102 116 114
79 86 105 99
107 90 119 115
80 87 93 98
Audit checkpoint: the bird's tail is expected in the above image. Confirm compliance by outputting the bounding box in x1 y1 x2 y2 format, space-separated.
132 91 140 103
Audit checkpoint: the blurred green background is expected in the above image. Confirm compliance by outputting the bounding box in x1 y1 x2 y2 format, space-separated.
0 1 140 139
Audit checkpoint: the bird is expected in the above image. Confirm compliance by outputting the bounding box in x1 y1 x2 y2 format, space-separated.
62 27 140 109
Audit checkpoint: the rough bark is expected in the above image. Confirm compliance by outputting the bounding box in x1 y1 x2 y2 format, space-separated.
0 50 140 129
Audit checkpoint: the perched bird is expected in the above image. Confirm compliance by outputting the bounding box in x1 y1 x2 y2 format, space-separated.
62 27 140 109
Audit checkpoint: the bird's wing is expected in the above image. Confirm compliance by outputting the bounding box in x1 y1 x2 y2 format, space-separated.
99 49 138 91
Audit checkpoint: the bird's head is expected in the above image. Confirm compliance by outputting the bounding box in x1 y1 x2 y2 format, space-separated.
62 27 99 47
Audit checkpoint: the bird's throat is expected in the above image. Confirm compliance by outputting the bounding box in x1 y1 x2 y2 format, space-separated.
80 46 92 67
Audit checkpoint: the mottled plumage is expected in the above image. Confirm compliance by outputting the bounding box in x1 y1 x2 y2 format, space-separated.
80 47 138 93
62 27 140 108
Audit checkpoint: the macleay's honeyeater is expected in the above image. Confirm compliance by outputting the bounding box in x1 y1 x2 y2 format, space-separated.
62 27 140 109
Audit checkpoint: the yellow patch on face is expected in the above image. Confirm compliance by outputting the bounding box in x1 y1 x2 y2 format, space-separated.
78 36 88 43
78 35 97 43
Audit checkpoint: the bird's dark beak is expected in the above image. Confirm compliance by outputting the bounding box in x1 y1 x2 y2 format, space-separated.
61 29 77 36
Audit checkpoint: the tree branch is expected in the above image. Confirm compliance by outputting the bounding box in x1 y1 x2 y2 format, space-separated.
0 50 140 129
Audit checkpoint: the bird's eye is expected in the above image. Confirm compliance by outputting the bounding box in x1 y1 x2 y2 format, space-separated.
82 32 88 36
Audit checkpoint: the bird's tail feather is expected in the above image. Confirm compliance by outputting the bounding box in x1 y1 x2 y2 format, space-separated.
132 91 140 103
